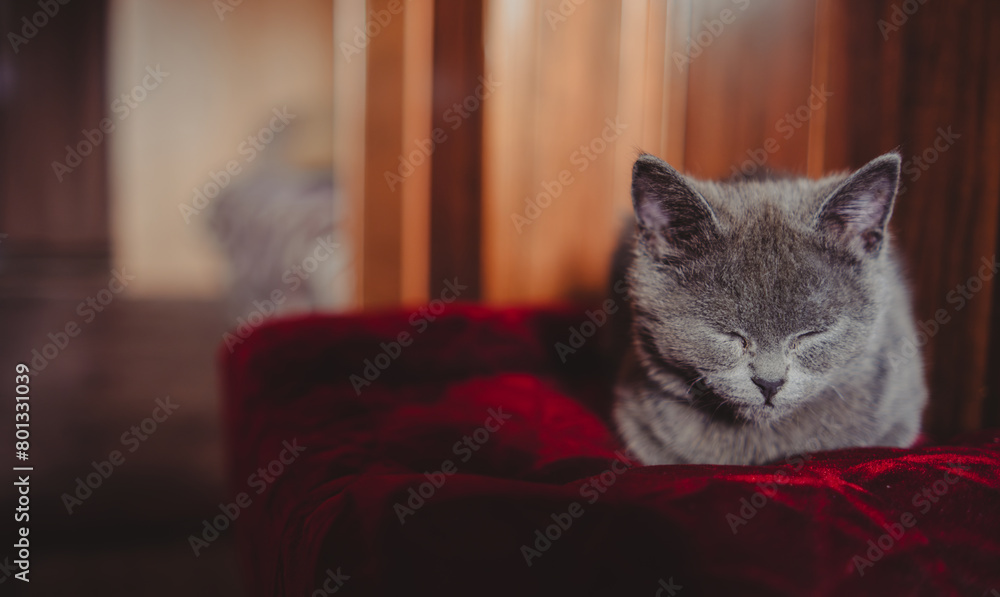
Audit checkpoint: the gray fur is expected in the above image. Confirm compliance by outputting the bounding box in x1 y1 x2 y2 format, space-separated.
612 153 927 465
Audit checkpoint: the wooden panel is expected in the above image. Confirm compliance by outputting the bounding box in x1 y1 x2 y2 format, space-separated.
333 0 368 309
483 0 623 304
360 0 434 307
612 0 692 221
429 0 483 300
0 0 108 257
820 0 902 170
482 0 539 304
361 0 406 306
683 0 817 179
610 0 653 221
662 0 693 169
823 0 1000 436
401 0 435 304
806 0 832 177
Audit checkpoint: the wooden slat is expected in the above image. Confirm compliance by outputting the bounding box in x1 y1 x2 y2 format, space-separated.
613 0 691 214
0 0 108 257
402 0 435 304
361 0 405 306
429 0 484 301
662 0 692 169
483 0 623 304
806 0 831 178
358 0 434 307
983 10 1000 429
482 0 539 304
683 0 817 179
639 0 667 154
333 0 368 309
613 0 655 221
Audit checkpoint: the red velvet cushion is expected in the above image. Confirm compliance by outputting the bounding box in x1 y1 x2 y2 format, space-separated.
221 304 1000 596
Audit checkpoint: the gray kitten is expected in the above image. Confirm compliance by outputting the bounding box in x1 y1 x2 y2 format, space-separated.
612 152 927 465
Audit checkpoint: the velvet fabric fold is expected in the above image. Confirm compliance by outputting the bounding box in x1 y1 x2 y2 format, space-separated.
222 304 1000 596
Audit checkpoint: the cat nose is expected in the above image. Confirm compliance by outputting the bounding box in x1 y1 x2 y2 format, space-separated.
751 377 785 402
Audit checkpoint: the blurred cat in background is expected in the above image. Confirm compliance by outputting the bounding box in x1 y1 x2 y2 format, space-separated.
207 111 351 318
209 169 349 316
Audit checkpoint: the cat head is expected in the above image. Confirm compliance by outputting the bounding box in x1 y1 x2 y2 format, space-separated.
628 152 902 423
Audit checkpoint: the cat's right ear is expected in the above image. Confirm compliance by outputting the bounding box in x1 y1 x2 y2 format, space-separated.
632 154 720 262
814 152 901 259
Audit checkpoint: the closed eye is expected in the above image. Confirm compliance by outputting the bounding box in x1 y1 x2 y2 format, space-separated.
791 330 825 349
726 331 749 351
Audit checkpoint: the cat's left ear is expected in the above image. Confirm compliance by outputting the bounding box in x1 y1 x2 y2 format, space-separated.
814 152 901 257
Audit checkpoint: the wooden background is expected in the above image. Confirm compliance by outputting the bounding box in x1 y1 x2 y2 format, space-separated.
0 0 109 260
2 0 993 438
337 0 1000 437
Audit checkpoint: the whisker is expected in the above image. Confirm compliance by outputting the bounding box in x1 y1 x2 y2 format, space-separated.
684 376 705 397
